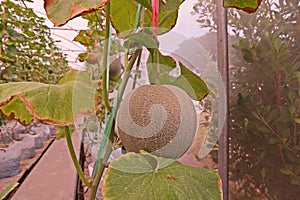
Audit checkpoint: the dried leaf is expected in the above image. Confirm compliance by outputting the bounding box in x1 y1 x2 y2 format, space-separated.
224 0 262 13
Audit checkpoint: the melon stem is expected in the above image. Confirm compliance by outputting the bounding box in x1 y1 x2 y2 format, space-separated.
65 126 90 187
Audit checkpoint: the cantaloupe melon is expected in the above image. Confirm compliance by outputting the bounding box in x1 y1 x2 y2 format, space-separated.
117 85 197 159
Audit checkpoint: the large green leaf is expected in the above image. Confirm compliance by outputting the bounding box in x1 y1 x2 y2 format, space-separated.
103 152 222 200
109 150 175 173
135 0 184 12
110 0 138 37
224 0 262 13
147 50 209 100
44 0 109 26
177 62 209 100
110 0 184 37
134 0 152 10
124 30 158 49
0 70 96 126
143 0 184 35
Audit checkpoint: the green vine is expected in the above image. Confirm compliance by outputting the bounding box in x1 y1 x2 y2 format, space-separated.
65 126 91 187
101 2 112 113
65 126 91 186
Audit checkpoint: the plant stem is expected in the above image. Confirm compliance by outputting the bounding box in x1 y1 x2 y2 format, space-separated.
117 48 142 103
88 163 106 200
88 48 142 199
148 48 160 84
88 124 114 200
65 126 90 187
132 50 143 89
102 2 112 112
93 48 142 173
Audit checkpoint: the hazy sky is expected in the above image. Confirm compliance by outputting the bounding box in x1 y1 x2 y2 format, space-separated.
28 0 205 68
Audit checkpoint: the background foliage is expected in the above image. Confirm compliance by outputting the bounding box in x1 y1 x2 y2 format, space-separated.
0 0 69 84
194 0 300 199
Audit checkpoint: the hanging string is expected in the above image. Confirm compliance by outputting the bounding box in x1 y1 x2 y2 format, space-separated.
151 0 159 37
105 24 112 97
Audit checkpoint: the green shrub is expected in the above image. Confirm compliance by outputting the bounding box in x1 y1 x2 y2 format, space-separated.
194 0 300 199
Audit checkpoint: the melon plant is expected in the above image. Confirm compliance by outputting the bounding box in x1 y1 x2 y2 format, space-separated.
0 0 69 84
0 0 260 199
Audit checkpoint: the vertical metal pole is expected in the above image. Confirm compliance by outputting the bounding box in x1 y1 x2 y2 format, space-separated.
216 0 229 199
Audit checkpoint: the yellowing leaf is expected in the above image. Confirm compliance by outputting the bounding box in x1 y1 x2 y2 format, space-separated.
44 0 109 26
0 70 96 126
0 96 33 125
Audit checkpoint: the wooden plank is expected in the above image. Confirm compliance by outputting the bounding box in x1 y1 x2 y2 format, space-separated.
216 0 229 199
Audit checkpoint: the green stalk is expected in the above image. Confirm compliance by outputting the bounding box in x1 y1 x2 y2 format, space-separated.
117 48 142 101
93 48 142 172
89 48 142 199
88 163 106 200
88 123 114 200
102 2 112 112
150 48 160 84
90 4 143 198
65 126 90 187
134 4 142 33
